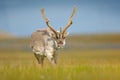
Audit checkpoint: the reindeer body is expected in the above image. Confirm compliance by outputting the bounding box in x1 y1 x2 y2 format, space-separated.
30 7 76 66
31 28 58 65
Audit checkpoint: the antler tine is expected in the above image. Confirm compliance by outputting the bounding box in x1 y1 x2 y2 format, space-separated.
62 6 77 34
41 8 57 34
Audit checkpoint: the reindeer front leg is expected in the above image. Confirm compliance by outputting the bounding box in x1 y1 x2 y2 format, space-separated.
52 50 59 64
45 50 57 65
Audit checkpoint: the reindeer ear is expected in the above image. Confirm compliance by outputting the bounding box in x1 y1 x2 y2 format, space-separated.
63 32 69 39
51 33 56 38
64 32 69 37
49 32 56 38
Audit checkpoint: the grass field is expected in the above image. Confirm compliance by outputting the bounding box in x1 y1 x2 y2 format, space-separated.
0 49 120 80
0 34 120 80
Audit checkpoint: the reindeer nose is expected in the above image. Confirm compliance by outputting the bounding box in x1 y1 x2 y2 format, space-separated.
59 41 63 44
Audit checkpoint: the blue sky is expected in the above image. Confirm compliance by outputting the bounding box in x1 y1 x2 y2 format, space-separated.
0 0 120 36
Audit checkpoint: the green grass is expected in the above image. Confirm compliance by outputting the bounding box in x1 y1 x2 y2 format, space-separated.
1 64 120 80
0 49 120 80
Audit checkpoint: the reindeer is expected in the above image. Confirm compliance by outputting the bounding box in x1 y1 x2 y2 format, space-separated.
30 7 76 66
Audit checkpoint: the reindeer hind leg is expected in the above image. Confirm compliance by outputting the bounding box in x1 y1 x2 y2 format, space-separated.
34 53 45 66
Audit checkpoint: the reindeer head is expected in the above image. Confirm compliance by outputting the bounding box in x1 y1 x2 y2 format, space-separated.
41 7 76 48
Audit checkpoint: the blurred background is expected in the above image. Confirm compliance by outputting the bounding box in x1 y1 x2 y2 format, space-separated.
0 0 120 51
0 1 120 79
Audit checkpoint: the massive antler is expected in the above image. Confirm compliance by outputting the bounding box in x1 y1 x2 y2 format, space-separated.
62 6 77 34
41 8 57 35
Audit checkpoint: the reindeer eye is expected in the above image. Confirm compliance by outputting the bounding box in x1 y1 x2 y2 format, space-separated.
56 36 59 39
62 36 66 39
